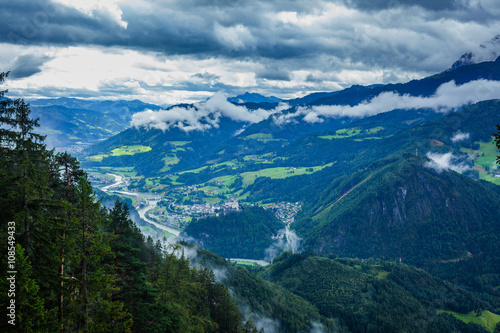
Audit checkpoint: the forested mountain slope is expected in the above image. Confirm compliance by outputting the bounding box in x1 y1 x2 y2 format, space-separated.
181 206 283 259
261 252 500 333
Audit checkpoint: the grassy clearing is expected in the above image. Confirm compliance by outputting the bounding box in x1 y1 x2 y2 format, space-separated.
404 118 422 125
230 260 258 267
167 141 190 146
162 230 176 239
205 175 239 187
209 160 241 169
320 127 385 140
461 139 500 185
87 154 108 162
139 225 156 233
160 154 180 172
235 190 250 202
110 145 152 156
111 193 138 206
244 133 273 140
438 310 500 332
239 163 334 187
375 271 390 280
243 132 285 142
177 166 208 175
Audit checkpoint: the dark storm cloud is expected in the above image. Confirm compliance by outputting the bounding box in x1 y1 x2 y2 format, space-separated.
306 74 323 83
344 0 464 11
191 72 221 81
1 0 498 63
1 0 500 94
256 65 292 81
0 0 124 46
8 54 53 79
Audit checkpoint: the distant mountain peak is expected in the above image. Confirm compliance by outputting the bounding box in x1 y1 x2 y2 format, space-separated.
228 92 282 104
448 34 500 70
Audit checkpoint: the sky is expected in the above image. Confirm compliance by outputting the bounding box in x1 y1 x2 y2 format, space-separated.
1 0 500 106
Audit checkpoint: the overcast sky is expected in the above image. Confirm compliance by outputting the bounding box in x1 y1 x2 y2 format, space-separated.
1 0 500 105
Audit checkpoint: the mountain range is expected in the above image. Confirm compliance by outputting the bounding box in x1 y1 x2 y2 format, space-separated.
5 50 500 332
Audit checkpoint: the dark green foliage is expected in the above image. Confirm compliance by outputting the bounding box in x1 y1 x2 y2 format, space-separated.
0 75 255 332
187 244 338 333
263 252 496 333
292 155 500 287
182 206 284 259
495 123 500 165
428 313 490 333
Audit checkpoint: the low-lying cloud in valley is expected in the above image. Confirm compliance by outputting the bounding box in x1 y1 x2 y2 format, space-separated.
274 79 500 125
265 228 302 263
131 92 289 132
424 152 471 173
132 79 500 132
451 132 471 142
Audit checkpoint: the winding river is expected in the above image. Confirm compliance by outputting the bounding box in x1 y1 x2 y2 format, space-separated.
101 173 272 266
101 173 181 236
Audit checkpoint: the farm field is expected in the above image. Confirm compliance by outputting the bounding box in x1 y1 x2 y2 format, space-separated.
239 163 334 187
111 145 152 156
438 310 500 332
461 139 500 185
319 126 385 140
85 145 152 161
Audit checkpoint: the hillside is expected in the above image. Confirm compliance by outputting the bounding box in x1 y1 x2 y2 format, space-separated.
295 157 500 267
261 251 498 333
30 98 161 149
187 245 338 333
81 57 500 177
181 206 284 259
282 101 500 287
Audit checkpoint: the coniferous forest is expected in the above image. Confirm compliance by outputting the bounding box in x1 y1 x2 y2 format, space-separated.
0 72 261 332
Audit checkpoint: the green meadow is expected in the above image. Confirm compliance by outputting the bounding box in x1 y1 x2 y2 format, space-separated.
319 126 385 140
462 139 500 185
438 310 500 332
111 145 152 156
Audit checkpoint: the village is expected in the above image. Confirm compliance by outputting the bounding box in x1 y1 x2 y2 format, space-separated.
89 171 302 231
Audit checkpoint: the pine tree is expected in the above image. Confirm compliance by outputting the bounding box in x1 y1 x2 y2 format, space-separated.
0 244 58 333
494 123 500 165
107 200 177 332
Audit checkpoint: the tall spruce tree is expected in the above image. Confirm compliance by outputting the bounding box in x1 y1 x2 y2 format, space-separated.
495 123 500 165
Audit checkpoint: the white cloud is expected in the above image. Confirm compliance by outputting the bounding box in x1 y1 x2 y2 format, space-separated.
424 152 471 173
273 80 500 125
2 0 500 104
265 228 302 263
130 92 284 132
214 23 256 51
451 132 470 142
53 0 127 28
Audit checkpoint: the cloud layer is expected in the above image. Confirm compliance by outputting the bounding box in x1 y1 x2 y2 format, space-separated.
274 79 500 124
131 79 500 132
424 152 471 173
1 0 500 103
451 132 471 142
131 92 288 131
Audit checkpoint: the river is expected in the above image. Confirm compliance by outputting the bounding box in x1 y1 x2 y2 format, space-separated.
101 174 272 266
101 173 181 236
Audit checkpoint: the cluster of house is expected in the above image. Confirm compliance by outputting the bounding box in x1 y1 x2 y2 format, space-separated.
147 199 241 228
263 201 302 225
